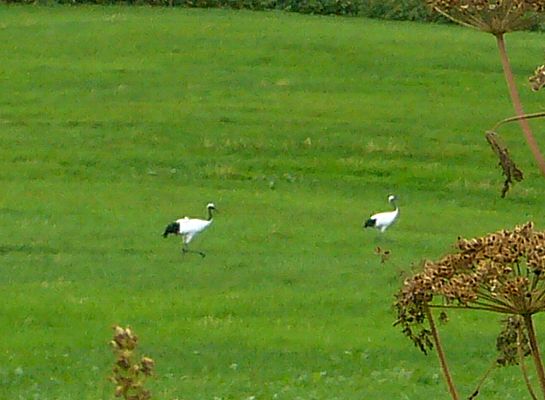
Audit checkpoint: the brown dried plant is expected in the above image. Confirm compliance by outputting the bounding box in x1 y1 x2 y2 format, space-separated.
496 316 530 367
425 0 545 34
529 64 545 92
110 325 155 400
424 0 545 178
374 246 391 264
395 222 545 399
485 131 523 197
496 316 539 399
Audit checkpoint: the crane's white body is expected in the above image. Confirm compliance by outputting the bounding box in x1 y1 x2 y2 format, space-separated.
176 217 213 245
369 209 399 232
163 203 216 257
364 195 399 233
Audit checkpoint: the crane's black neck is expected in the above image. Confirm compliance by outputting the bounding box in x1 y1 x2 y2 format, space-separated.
207 208 214 221
390 199 398 212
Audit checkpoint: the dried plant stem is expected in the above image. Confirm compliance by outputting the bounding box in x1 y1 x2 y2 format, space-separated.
424 305 460 400
523 314 545 399
495 34 545 178
428 304 514 314
468 361 496 399
493 112 545 131
517 324 539 400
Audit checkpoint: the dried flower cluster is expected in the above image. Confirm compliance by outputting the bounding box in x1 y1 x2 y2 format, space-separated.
529 64 545 91
426 0 545 34
395 222 545 354
110 326 155 400
374 246 391 264
485 131 523 198
496 315 531 366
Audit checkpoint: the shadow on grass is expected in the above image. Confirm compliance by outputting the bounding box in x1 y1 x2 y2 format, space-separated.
0 244 59 255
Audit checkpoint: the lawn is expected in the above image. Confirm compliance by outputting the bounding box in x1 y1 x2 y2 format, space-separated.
1 5 545 399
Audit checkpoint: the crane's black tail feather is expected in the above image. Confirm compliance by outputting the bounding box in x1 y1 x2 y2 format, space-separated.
163 222 180 238
364 218 376 228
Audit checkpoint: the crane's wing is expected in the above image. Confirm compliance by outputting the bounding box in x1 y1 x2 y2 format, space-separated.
372 210 398 227
177 218 212 234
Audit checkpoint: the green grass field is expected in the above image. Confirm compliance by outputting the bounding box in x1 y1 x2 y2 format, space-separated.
2 5 545 399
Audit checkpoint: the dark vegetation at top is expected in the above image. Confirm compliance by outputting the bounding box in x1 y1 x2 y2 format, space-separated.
0 0 445 21
5 0 545 32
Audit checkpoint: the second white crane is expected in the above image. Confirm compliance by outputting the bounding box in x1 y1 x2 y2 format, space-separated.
363 195 399 233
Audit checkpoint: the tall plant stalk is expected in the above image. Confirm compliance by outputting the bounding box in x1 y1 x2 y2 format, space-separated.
424 0 545 178
495 34 545 177
517 323 539 400
523 314 545 398
424 305 460 400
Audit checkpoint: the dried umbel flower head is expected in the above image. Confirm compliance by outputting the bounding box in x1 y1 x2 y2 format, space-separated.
529 64 545 91
395 222 545 353
110 326 155 400
426 0 545 34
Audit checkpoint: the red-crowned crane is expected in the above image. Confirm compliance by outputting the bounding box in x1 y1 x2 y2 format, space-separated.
163 203 217 257
364 195 399 233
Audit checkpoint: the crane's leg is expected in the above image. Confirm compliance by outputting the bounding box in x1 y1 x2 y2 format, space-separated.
181 244 205 258
181 241 189 256
182 249 206 258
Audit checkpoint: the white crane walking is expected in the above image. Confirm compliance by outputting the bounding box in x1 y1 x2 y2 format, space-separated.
363 195 399 233
163 203 217 257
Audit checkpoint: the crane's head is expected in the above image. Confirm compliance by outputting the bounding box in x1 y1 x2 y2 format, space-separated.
388 194 397 203
207 203 217 210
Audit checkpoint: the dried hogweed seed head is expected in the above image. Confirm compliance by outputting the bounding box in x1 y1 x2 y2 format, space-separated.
426 0 545 34
395 222 545 353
